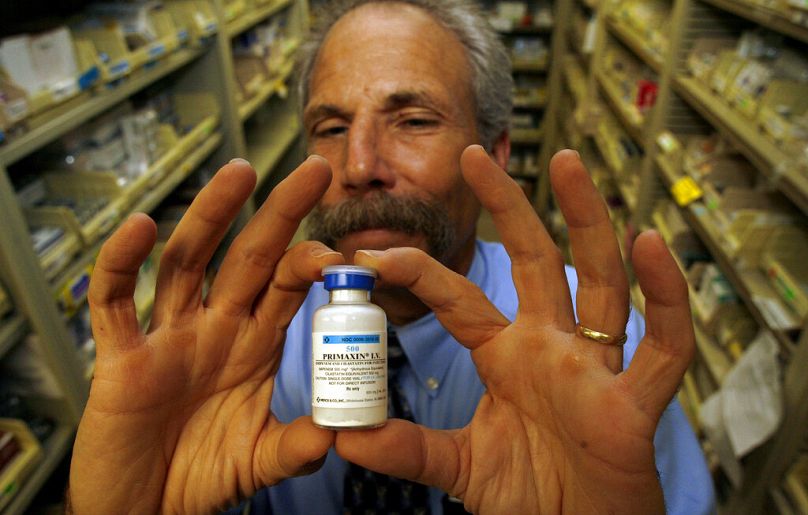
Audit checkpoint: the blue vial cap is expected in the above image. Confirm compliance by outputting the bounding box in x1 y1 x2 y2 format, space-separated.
322 265 377 291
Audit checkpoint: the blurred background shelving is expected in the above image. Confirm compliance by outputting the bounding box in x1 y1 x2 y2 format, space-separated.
0 0 309 512
547 0 808 513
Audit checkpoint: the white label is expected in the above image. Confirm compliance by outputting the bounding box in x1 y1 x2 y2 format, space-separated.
312 331 387 408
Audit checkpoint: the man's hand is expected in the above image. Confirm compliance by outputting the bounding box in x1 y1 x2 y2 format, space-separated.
69 157 343 513
340 146 695 514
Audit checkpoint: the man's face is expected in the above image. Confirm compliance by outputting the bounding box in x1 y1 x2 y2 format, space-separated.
304 3 482 272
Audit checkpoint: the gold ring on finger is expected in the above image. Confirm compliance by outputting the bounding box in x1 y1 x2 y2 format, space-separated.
575 323 627 346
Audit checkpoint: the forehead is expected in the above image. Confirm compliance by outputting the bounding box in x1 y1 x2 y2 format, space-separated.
307 3 474 112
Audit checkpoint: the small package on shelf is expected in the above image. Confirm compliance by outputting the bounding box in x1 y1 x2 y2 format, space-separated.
87 2 181 68
726 59 772 119
223 0 248 23
759 226 808 318
0 27 99 119
164 0 218 43
710 50 748 97
652 200 710 268
706 187 798 259
687 154 757 210
0 419 44 512
22 170 126 248
510 37 548 69
714 303 758 360
55 263 93 317
489 1 528 32
691 263 739 332
613 0 670 57
0 72 30 135
72 21 134 83
757 80 808 146
17 178 82 280
687 38 736 82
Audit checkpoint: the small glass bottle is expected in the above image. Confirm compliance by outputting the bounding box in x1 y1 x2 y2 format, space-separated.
312 265 387 429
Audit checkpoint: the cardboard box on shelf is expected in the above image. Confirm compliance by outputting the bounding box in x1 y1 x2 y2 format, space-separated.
759 226 808 318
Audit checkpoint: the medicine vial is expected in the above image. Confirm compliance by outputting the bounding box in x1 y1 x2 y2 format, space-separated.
312 265 387 429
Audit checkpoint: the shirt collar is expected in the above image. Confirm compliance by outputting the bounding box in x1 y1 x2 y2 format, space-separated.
391 242 487 397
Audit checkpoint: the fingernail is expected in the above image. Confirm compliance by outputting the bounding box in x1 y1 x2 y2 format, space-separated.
571 149 581 160
313 249 342 258
229 158 251 166
306 154 328 165
356 249 384 258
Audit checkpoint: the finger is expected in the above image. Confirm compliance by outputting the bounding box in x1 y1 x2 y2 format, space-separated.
336 419 463 496
622 231 695 420
354 247 508 350
150 160 256 326
460 145 573 328
549 150 628 373
252 241 345 331
207 156 333 315
88 213 156 353
259 416 335 483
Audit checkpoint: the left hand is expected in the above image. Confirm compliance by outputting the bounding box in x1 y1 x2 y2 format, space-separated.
337 146 695 514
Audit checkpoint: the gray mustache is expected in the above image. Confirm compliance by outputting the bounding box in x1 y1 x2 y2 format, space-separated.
306 193 456 258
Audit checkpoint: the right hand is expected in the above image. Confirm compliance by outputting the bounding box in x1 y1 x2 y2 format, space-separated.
69 157 343 514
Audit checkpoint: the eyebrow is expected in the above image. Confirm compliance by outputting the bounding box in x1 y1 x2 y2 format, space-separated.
382 90 447 113
303 89 448 129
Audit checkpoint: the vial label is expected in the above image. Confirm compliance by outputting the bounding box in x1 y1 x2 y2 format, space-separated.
312 331 387 408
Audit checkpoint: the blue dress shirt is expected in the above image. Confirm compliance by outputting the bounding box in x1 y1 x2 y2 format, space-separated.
238 240 715 514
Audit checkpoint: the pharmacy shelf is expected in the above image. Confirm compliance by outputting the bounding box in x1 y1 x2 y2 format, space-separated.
510 127 544 145
0 46 208 168
673 76 808 215
655 155 800 350
497 25 554 36
131 132 223 213
50 131 223 319
247 112 301 185
226 0 293 38
0 314 28 361
604 15 663 73
693 321 732 386
2 424 74 515
699 0 808 46
592 132 639 213
595 71 646 147
562 56 588 105
238 53 297 121
784 467 808 514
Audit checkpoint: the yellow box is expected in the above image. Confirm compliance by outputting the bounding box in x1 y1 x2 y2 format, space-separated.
0 419 44 512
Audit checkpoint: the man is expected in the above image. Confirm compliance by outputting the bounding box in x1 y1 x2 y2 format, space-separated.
68 1 715 514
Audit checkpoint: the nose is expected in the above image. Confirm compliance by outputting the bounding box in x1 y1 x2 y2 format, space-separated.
342 117 394 194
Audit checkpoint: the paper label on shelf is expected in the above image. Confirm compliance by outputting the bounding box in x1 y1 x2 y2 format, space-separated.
671 176 703 207
751 295 799 330
3 97 29 122
656 131 680 154
700 331 783 486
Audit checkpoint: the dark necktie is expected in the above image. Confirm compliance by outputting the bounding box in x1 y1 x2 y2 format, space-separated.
343 329 431 514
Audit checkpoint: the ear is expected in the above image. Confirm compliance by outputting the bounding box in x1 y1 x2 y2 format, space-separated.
489 131 511 171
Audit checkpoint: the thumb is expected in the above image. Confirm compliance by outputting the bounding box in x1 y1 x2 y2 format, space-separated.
335 419 465 495
258 416 335 483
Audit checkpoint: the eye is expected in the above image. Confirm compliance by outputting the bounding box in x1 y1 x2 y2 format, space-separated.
402 118 437 128
318 126 347 137
312 119 348 138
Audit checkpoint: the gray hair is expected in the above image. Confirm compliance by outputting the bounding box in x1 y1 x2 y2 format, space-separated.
296 0 513 149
